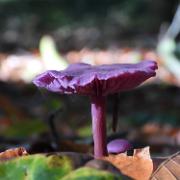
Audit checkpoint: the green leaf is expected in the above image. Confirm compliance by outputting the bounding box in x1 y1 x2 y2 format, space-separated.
0 154 73 180
62 167 121 180
0 154 122 180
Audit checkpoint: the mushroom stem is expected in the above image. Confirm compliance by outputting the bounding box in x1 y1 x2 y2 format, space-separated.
91 96 107 158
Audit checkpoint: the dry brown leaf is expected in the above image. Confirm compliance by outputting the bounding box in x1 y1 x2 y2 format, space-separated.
102 146 153 180
0 147 28 161
151 152 180 180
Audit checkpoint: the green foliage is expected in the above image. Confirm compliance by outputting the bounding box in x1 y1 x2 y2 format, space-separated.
77 124 92 137
0 154 73 180
62 167 121 180
0 154 121 180
1 120 47 137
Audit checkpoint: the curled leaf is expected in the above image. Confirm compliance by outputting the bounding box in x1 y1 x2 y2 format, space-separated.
103 147 153 180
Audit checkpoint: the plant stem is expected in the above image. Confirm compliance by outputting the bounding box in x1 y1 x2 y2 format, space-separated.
91 96 107 158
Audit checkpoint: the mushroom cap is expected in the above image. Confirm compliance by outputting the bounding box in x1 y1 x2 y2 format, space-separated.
107 139 132 154
33 60 157 96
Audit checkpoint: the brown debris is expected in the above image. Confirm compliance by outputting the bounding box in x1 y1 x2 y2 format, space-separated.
0 147 28 161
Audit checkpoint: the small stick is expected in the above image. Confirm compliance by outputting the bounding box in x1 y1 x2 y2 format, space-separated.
47 108 61 150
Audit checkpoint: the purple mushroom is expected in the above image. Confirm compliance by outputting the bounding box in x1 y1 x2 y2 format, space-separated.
33 60 157 158
107 139 132 154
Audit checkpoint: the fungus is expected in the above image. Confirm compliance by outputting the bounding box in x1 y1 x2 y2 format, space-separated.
107 139 132 154
33 60 157 158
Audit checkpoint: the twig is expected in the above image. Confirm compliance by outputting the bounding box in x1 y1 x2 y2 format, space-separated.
46 108 61 150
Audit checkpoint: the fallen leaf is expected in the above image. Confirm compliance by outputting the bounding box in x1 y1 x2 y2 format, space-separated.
0 147 28 161
103 146 153 180
151 151 180 180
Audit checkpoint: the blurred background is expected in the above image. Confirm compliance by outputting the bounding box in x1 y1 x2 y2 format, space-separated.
0 0 179 157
